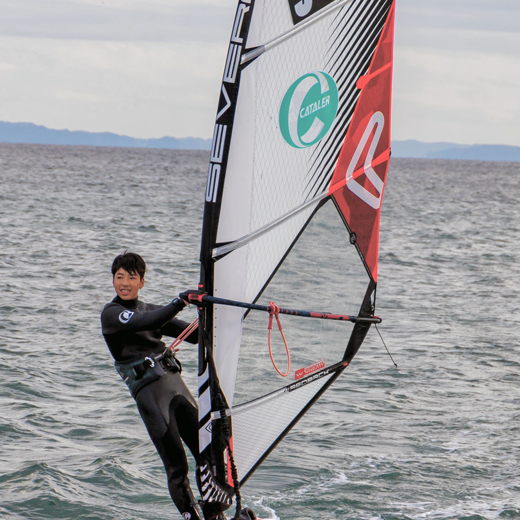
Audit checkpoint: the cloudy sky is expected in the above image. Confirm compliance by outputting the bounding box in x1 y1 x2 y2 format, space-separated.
1 0 519 145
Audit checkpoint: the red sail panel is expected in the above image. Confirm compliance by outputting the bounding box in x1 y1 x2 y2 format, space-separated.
328 3 396 282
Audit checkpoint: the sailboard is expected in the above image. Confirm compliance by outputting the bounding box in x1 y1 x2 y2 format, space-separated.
193 0 396 516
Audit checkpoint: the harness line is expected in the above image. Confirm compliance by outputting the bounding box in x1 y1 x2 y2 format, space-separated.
268 301 291 377
167 318 199 352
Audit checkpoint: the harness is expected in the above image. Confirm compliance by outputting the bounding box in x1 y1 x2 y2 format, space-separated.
115 350 182 399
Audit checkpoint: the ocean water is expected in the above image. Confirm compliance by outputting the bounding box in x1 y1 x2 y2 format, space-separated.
1 143 520 520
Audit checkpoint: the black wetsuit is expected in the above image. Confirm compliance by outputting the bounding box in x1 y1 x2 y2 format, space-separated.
101 296 202 520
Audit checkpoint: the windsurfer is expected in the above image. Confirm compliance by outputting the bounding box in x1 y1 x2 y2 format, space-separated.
100 252 204 520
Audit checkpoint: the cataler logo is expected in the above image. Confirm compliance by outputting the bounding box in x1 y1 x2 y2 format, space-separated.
279 72 338 149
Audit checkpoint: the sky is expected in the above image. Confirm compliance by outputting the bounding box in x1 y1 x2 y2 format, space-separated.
1 0 519 146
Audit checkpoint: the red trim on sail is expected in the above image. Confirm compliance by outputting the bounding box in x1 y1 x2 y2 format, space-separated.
226 437 234 487
328 2 396 282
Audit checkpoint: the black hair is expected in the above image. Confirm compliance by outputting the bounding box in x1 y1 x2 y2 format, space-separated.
111 252 146 279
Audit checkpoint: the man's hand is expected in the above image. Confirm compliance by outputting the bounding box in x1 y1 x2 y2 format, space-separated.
171 297 188 311
179 290 207 305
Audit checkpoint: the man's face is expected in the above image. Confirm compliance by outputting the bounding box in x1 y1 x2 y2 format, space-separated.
113 267 145 300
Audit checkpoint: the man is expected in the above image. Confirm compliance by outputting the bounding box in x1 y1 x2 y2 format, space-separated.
101 252 204 520
101 252 258 520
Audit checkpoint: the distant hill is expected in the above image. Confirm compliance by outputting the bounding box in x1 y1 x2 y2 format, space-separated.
391 139 520 162
0 121 211 150
391 140 470 158
0 122 519 161
427 144 520 162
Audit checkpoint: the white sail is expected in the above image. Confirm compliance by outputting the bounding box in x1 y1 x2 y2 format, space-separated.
197 0 395 502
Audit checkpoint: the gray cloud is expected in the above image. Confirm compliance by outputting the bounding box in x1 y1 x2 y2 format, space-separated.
1 0 235 42
398 0 520 34
7 0 520 44
1 0 519 144
393 1 520 145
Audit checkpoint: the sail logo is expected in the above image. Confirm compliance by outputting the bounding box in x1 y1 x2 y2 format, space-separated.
295 360 325 380
206 124 227 203
288 368 331 391
346 111 385 209
287 0 336 24
279 72 338 149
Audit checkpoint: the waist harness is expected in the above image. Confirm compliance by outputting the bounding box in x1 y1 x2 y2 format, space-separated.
115 350 182 399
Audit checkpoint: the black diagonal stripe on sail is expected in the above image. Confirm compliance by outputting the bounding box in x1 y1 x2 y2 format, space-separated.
309 4 389 191
330 0 390 79
305 28 374 194
304 64 373 194
305 0 373 178
320 0 390 144
306 0 389 190
330 0 390 65
311 0 391 157
327 0 374 65
304 0 392 200
330 0 389 79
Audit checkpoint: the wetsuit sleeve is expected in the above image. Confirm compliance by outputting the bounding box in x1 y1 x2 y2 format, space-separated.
161 318 199 344
101 300 185 335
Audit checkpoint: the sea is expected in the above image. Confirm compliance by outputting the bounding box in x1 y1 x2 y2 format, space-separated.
1 142 519 520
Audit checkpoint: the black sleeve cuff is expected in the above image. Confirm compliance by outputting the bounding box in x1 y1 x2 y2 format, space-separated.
171 297 188 313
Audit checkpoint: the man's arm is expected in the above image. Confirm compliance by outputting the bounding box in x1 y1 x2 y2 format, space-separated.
161 318 199 344
101 299 187 335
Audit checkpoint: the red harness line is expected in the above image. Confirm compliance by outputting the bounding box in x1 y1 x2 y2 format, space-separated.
268 301 291 377
167 318 199 352
166 304 291 377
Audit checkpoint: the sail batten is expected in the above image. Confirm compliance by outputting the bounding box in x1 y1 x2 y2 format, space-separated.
197 0 396 510
241 0 355 65
212 191 328 258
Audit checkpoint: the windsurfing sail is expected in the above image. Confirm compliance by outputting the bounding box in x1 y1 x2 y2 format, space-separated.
196 0 396 512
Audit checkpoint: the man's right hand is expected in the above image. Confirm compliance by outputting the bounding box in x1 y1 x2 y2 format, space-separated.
179 290 207 305
171 297 188 310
